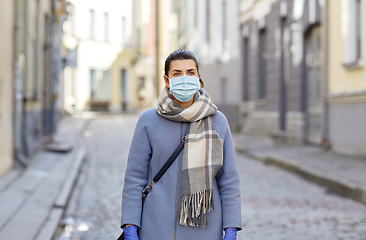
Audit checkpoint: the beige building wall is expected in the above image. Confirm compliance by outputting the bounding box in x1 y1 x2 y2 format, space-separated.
76 42 123 110
327 0 366 156
328 0 366 93
156 0 178 93
130 0 156 109
13 0 56 156
63 0 132 112
129 0 178 109
110 50 137 109
0 1 14 176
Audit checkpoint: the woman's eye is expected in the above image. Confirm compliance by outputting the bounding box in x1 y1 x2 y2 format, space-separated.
174 73 180 76
188 72 194 75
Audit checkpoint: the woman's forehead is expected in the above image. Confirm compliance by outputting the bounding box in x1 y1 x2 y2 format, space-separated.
170 59 197 71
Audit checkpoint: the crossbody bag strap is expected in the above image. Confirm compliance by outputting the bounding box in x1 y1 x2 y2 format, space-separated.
141 135 186 199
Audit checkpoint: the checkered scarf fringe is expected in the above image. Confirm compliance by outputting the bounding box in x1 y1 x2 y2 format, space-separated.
156 87 223 228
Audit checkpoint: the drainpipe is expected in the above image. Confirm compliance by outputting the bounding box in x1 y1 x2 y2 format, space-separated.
155 0 160 98
50 0 57 138
12 0 27 167
320 0 329 149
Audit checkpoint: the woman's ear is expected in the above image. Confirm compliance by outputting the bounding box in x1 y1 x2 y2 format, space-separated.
199 74 204 88
164 75 170 88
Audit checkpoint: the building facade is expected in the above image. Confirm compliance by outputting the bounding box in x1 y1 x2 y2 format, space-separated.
177 0 242 130
239 0 326 144
130 0 179 109
63 0 134 112
0 0 67 177
0 1 14 176
326 0 366 156
129 0 157 109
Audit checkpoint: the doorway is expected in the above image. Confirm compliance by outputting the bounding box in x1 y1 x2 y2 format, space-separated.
304 25 322 144
121 69 127 111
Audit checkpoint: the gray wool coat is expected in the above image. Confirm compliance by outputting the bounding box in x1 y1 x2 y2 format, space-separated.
121 108 242 240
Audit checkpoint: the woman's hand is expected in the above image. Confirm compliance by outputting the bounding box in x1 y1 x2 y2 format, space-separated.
223 227 237 240
122 225 139 240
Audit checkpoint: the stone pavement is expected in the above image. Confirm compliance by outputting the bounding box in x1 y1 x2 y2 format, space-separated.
232 133 366 206
236 153 366 240
0 116 87 240
55 113 138 240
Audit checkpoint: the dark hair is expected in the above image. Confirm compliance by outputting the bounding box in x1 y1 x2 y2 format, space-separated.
164 49 199 77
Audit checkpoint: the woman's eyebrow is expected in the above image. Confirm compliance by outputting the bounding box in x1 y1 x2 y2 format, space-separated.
187 69 196 72
172 69 182 72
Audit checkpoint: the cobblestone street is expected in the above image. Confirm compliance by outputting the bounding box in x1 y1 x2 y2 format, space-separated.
58 113 366 240
236 153 366 240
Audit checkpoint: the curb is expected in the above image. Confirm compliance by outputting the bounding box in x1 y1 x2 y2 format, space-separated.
54 148 87 208
236 147 366 206
35 147 87 240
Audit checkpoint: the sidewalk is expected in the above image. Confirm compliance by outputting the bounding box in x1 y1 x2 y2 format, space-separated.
0 116 87 240
232 133 366 206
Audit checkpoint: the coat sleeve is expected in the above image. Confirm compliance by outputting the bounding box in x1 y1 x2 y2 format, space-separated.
121 112 152 228
216 118 242 231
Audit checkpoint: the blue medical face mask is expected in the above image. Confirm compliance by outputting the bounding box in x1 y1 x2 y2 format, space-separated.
168 74 200 102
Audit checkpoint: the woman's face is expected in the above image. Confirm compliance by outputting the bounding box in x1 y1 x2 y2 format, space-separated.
164 59 200 88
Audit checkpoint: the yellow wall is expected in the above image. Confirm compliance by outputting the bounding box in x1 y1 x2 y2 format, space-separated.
0 0 14 176
75 42 122 111
328 0 366 94
157 0 178 93
64 0 132 111
110 50 137 110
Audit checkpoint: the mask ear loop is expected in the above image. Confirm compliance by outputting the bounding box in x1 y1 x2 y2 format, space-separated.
164 75 170 89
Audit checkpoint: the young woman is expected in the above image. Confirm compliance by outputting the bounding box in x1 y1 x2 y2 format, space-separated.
121 49 242 240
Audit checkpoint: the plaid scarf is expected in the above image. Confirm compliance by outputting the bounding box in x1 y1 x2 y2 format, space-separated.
156 87 223 228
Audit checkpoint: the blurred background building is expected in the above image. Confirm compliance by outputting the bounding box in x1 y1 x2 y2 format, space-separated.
63 0 133 112
239 0 325 144
326 0 366 156
131 0 180 109
238 0 365 156
0 0 14 176
0 0 67 176
62 0 180 112
178 0 242 130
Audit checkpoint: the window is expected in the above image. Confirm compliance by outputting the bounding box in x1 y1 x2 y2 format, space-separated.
258 29 267 99
90 69 110 101
356 0 363 60
222 1 227 50
344 0 364 69
121 16 126 45
171 0 178 13
221 78 227 114
194 0 198 28
121 69 128 110
206 0 210 42
136 27 141 49
33 0 41 98
67 3 75 35
89 9 95 39
243 38 249 101
104 12 109 41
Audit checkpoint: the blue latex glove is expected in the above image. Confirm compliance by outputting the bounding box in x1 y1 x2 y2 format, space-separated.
223 228 237 240
122 225 139 240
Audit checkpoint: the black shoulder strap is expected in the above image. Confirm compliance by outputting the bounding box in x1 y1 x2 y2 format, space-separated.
142 136 186 198
153 136 185 183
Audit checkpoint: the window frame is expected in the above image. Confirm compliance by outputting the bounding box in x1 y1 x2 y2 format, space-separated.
344 0 364 70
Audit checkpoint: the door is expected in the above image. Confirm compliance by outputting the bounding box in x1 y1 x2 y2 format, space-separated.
121 69 127 111
304 25 322 144
220 78 227 115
